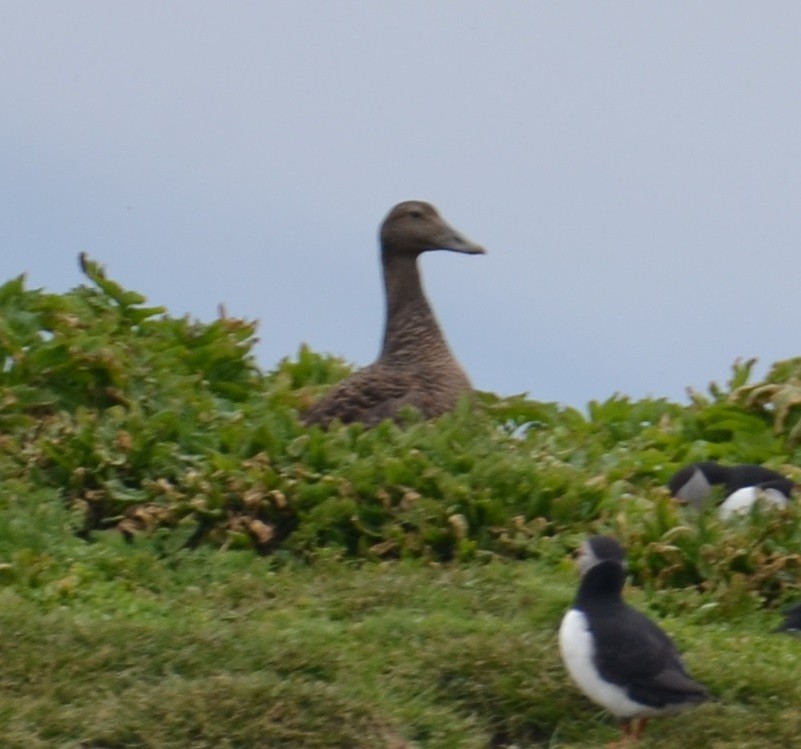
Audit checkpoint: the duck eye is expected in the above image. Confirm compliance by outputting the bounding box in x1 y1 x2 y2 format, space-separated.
409 209 424 219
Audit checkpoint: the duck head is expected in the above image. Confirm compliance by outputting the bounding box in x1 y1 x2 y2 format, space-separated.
380 201 486 257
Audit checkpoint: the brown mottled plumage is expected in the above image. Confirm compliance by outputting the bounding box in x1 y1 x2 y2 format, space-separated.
303 201 485 428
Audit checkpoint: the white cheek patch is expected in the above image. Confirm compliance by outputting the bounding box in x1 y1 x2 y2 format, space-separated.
676 468 712 507
577 542 597 576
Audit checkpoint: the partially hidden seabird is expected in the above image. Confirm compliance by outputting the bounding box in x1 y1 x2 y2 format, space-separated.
303 201 485 428
668 461 793 518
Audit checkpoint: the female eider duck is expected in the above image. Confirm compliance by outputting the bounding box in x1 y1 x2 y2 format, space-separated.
668 461 793 519
559 535 708 744
303 201 485 428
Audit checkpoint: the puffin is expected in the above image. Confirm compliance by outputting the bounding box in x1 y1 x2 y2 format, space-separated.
559 535 708 743
303 200 485 428
668 461 793 516
776 600 801 634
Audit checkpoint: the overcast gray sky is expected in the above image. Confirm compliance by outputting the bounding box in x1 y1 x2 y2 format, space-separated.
2 3 800 409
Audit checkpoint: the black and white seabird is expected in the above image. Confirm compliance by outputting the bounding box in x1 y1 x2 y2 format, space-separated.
668 461 793 518
776 600 801 635
559 535 708 743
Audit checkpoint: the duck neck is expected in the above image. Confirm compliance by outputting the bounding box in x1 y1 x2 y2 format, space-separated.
379 251 451 363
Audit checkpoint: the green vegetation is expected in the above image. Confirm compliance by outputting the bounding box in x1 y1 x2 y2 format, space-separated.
1 258 801 747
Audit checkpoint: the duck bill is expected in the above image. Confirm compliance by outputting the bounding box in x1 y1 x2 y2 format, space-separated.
431 221 486 255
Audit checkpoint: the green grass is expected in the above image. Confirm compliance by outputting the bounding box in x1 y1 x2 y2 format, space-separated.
4 261 801 747
1 526 799 749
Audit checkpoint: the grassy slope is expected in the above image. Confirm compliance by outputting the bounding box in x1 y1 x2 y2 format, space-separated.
3 264 801 747
1 489 800 749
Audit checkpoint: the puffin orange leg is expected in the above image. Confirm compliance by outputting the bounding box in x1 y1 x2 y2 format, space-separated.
632 718 649 740
605 721 636 747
